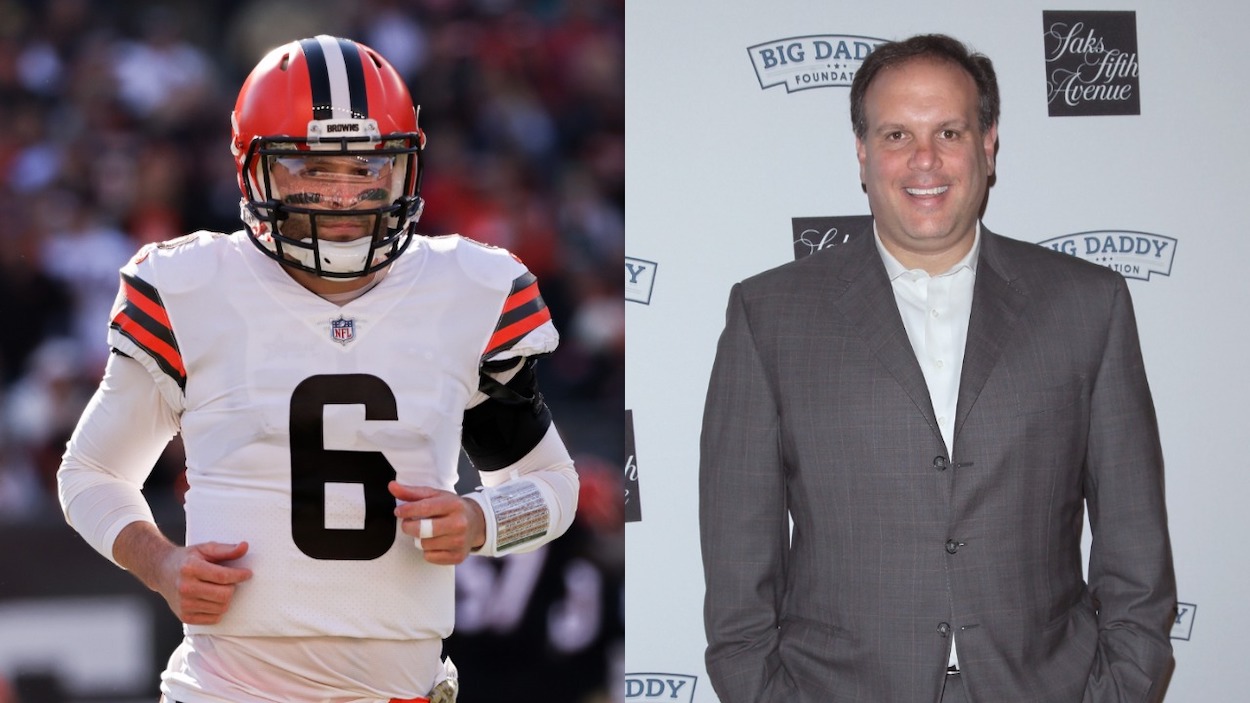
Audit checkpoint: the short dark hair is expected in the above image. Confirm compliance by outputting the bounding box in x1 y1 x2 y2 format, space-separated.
849 34 999 139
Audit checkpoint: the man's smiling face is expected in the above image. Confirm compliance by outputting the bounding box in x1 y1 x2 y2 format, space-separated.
856 57 996 272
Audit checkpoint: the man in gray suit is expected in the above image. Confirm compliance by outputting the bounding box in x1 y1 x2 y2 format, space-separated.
699 34 1175 703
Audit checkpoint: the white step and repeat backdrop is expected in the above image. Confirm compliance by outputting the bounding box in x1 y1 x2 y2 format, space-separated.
625 1 1248 701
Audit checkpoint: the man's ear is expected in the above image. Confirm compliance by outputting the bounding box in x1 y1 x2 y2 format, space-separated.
983 123 998 176
856 137 868 184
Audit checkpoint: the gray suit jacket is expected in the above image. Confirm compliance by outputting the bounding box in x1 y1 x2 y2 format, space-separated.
699 226 1175 703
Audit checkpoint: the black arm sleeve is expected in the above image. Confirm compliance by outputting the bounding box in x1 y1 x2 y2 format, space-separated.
461 357 553 471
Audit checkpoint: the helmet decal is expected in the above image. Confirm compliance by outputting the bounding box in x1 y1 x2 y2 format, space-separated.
300 36 369 121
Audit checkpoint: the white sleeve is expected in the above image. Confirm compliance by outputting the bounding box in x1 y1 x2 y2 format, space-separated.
56 352 181 566
463 423 579 557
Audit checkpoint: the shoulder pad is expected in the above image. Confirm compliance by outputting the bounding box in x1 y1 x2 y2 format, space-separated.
427 234 531 292
124 231 232 296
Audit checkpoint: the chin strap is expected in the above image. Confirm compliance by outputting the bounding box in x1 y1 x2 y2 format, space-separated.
283 236 379 275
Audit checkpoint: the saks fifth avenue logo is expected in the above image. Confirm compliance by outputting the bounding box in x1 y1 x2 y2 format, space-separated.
749 35 886 93
625 673 697 702
626 257 658 305
1172 601 1197 641
1038 231 1176 281
1043 11 1141 116
625 409 641 523
791 215 871 260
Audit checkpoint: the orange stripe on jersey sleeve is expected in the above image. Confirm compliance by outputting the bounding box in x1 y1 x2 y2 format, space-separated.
483 271 552 358
503 280 541 313
114 311 186 380
484 306 553 358
110 272 186 388
121 279 173 330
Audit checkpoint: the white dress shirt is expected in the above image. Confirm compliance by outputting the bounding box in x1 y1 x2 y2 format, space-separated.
874 223 980 669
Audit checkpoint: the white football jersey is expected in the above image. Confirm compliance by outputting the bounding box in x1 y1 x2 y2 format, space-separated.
107 231 558 640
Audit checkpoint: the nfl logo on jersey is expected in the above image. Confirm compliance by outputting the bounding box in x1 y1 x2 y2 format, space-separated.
330 316 356 345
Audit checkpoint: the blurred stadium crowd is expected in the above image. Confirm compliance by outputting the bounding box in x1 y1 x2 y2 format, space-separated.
0 0 623 701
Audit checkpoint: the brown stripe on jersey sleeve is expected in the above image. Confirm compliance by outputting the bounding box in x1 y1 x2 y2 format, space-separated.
482 271 552 360
109 272 187 389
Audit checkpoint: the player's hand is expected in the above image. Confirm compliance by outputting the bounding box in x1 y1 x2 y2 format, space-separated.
156 541 253 625
390 482 486 565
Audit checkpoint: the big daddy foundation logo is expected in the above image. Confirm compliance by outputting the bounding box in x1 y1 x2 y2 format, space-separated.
625 673 697 702
1038 230 1176 281
626 257 658 305
749 35 886 93
1172 601 1197 641
791 215 871 260
1043 11 1141 116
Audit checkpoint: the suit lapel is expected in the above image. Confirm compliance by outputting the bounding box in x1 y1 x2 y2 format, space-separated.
827 228 940 436
954 229 1028 443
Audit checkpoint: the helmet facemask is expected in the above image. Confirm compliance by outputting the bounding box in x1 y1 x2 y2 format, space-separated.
240 123 425 279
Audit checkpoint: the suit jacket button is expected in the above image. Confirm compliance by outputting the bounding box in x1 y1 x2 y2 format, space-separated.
933 456 948 471
945 539 961 554
937 622 951 637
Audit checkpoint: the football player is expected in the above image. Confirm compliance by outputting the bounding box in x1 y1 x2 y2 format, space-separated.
56 35 579 703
